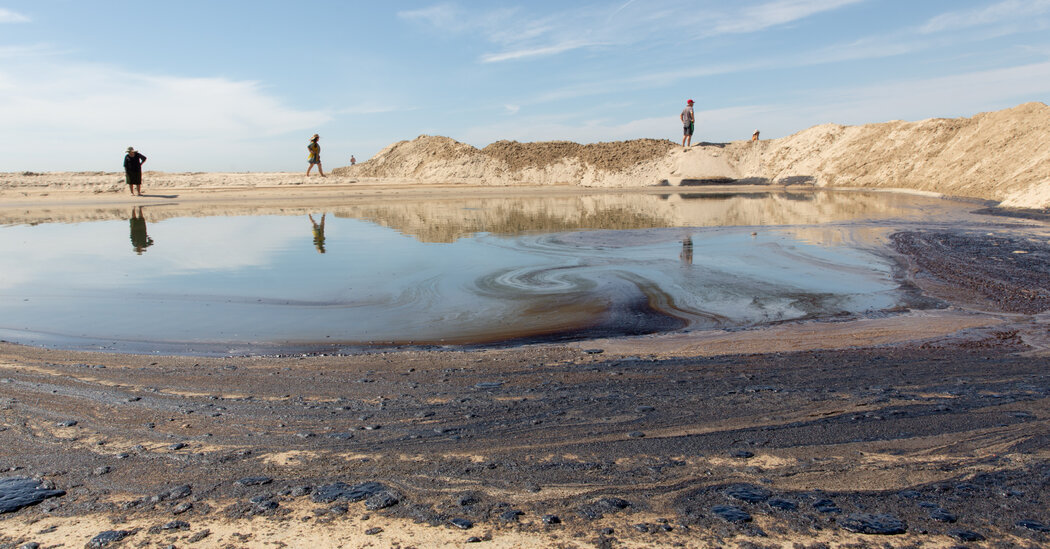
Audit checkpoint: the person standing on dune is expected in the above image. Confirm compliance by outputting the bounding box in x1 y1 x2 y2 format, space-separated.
124 146 147 195
681 99 695 148
306 134 325 177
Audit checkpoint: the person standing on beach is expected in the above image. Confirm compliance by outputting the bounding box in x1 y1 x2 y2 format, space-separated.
350 155 356 166
307 134 325 177
681 99 695 148
124 147 147 195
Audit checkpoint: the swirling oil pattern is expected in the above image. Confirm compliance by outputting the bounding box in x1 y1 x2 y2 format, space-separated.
0 191 979 355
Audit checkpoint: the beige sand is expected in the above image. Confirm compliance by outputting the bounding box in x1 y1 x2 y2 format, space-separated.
331 102 1050 209
3 102 1048 209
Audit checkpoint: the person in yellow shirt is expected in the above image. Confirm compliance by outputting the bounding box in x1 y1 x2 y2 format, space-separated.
306 134 325 177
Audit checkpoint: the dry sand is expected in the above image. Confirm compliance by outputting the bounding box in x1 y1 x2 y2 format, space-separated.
328 102 1050 210
1 104 1049 548
3 102 1048 209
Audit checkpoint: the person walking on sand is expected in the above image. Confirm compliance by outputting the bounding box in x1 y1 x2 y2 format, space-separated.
752 129 760 142
306 134 325 177
350 155 356 166
124 146 147 195
681 99 695 148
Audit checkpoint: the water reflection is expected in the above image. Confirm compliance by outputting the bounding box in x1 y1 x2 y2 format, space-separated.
1 190 976 243
0 190 984 355
309 213 326 254
680 236 693 265
129 207 154 254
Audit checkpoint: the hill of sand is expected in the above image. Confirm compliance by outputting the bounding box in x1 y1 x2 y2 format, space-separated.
332 102 1050 209
2 103 1047 210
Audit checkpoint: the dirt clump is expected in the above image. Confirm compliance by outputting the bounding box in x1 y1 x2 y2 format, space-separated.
481 138 677 172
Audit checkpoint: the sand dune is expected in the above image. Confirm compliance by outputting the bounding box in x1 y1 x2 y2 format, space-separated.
332 102 1050 209
3 103 1047 210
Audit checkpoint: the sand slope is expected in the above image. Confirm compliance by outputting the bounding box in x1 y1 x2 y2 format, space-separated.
2 103 1048 209
333 102 1050 209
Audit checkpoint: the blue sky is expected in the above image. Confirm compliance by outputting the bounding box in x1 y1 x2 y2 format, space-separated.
1 1 1049 172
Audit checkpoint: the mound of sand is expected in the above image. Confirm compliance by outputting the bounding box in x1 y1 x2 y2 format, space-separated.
342 135 680 187
333 102 1050 209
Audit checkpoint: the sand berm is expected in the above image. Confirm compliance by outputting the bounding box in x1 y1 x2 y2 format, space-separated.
4 102 1048 210
331 102 1050 209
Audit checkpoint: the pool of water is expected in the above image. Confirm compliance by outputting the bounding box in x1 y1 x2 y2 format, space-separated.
0 190 979 355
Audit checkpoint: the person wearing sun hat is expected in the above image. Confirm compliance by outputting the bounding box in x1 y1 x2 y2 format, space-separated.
681 99 695 148
123 146 147 196
306 134 325 177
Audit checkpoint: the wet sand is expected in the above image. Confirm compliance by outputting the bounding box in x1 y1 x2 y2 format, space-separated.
1 185 1049 548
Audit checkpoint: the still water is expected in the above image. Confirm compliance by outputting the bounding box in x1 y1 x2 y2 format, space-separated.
0 190 975 355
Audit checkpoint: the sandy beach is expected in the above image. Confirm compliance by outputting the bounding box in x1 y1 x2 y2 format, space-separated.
2 105 1050 548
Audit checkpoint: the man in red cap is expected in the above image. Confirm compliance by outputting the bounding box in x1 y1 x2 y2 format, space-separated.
681 99 695 148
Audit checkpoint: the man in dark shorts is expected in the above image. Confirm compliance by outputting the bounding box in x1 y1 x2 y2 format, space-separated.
681 99 695 148
124 147 147 196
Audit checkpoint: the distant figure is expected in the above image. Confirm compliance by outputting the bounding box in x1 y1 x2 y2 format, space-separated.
350 155 356 166
752 129 760 142
309 213 326 253
124 147 147 196
129 206 154 254
306 134 325 177
681 99 695 148
680 236 693 265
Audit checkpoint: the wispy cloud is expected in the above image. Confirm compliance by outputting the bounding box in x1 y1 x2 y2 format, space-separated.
402 0 865 64
713 0 864 34
481 40 604 63
920 0 1050 34
335 103 408 116
0 8 30 23
507 0 1047 109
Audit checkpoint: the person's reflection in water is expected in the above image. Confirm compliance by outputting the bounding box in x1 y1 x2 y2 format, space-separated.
129 206 154 255
680 236 693 265
309 213 326 253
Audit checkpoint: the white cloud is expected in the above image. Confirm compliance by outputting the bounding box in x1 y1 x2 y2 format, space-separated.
402 1 866 64
0 55 330 171
714 0 864 34
335 103 407 115
398 4 465 30
920 0 1050 34
0 44 67 59
504 104 520 115
0 8 29 23
0 63 326 134
481 40 604 63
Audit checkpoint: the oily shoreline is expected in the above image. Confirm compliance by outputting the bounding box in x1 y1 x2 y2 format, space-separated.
0 187 1049 548
0 320 1048 548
